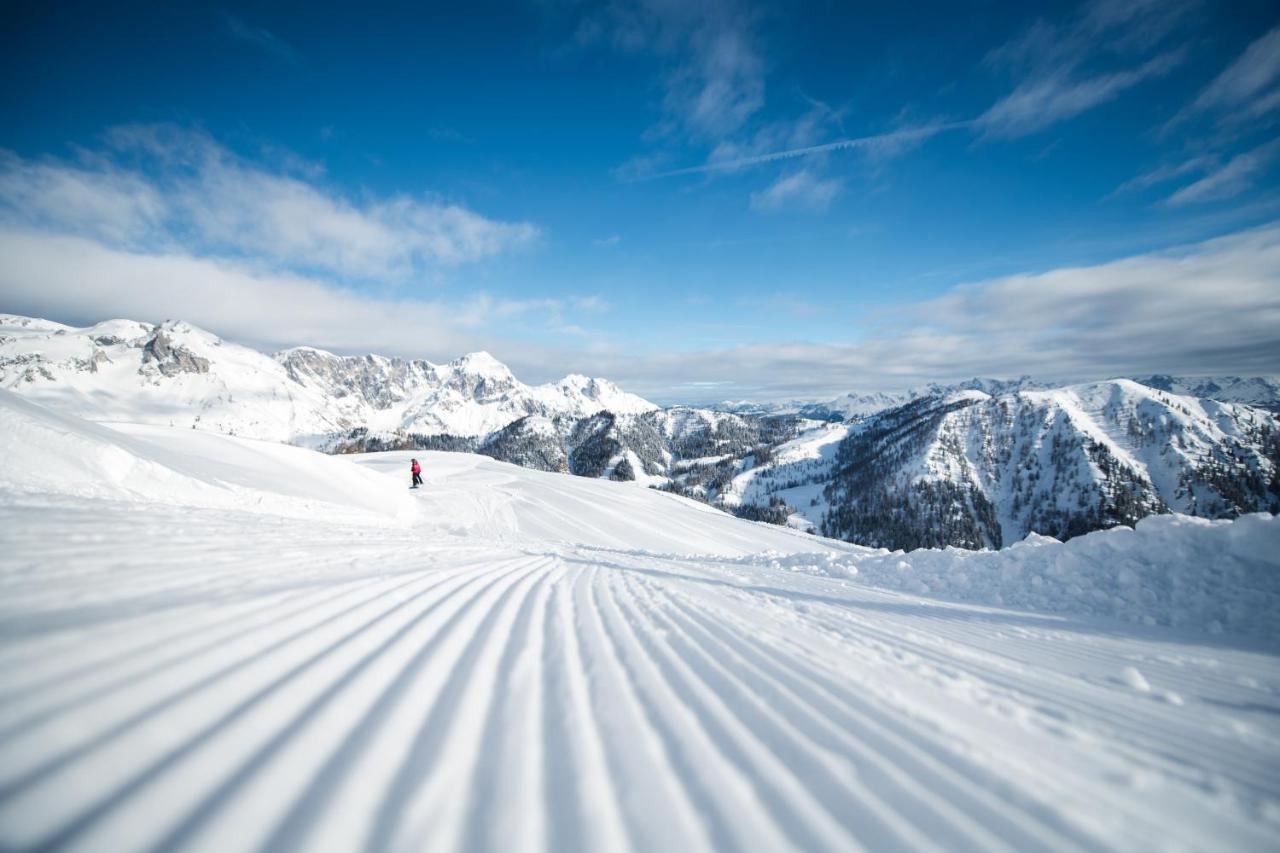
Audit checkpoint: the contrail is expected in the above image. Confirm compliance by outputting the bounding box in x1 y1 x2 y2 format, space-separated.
640 120 974 180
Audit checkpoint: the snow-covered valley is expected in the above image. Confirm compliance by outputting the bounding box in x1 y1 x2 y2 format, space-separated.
2 390 1279 851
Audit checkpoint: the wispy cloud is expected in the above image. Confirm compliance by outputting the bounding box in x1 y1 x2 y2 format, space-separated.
1181 26 1280 124
620 0 1196 194
575 1 764 142
220 12 301 65
1111 155 1216 196
980 0 1192 138
749 169 841 213
1165 140 1280 206
426 126 475 144
572 295 611 313
979 49 1185 138
0 124 539 282
640 121 968 179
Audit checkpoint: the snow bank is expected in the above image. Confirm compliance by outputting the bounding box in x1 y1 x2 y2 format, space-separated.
0 390 415 525
741 513 1280 640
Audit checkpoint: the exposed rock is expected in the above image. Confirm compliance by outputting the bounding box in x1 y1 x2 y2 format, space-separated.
140 330 211 377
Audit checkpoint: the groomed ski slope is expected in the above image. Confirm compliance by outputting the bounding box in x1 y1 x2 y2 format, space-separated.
1 393 1279 852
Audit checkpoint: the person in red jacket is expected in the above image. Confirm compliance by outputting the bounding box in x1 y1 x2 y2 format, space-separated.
410 458 423 489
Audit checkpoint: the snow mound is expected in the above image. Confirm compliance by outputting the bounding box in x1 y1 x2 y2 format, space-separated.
348 450 847 556
745 513 1280 640
0 390 415 525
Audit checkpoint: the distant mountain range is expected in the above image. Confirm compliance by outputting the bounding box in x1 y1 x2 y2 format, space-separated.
4 313 1277 550
718 374 1280 418
0 314 654 443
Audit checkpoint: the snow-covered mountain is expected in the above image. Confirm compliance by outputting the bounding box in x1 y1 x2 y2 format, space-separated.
1131 374 1280 412
722 374 1280 420
809 377 1046 420
762 381 1279 550
476 405 796 486
0 314 655 442
713 377 1047 418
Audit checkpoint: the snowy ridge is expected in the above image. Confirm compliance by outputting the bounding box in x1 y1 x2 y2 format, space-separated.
799 380 1279 550
0 314 656 442
1133 375 1280 413
1 398 1278 851
717 375 1280 419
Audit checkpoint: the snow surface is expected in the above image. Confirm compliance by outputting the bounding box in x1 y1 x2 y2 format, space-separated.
0 389 415 525
2 397 1279 852
729 513 1280 639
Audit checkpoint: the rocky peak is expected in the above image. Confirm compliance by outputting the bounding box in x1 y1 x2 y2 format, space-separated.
140 328 210 377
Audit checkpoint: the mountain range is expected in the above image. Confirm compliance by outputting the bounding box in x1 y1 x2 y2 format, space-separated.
0 314 653 442
719 374 1280 418
4 313 1277 550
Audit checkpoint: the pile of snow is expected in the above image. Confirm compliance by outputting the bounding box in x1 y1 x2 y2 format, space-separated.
349 450 846 556
0 389 415 525
744 513 1280 640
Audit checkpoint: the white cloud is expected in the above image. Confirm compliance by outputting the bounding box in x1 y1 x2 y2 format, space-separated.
575 1 764 142
1111 155 1216 196
646 121 965 179
1165 140 1280 206
221 12 302 65
586 224 1280 401
0 150 167 243
0 125 539 282
980 1 1191 138
749 170 841 213
979 49 1184 138
1188 26 1280 118
0 128 561 374
572 295 611 313
4 221 1276 402
0 227 572 365
668 26 763 140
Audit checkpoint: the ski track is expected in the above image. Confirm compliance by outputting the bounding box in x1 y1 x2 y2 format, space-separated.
1 495 1279 852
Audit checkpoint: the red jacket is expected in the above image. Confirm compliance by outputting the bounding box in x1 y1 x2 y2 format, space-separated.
411 461 421 474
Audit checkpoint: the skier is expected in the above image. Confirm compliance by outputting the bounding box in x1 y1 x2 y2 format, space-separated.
410 458 423 489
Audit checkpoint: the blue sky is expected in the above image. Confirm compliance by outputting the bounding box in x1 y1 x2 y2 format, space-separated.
2 0 1279 401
